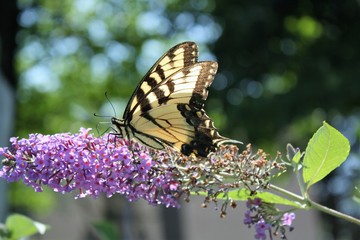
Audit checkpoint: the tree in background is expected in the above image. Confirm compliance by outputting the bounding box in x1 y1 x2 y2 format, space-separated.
212 1 360 239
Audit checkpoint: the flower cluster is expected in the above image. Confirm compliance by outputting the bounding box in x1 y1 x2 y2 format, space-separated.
244 198 295 239
0 128 181 207
1 128 293 237
0 129 285 209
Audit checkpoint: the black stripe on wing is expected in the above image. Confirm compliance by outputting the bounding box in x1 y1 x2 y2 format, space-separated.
123 42 198 121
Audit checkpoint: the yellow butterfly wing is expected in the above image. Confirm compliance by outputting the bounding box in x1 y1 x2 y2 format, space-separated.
112 42 240 157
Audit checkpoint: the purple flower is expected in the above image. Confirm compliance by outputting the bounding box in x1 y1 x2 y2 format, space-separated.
246 198 254 208
255 219 271 239
255 232 267 240
281 212 296 226
168 180 179 191
0 128 181 208
246 197 262 209
253 198 262 206
244 210 252 225
255 219 271 233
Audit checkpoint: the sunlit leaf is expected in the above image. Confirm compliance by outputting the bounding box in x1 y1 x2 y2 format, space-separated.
194 189 303 208
303 122 350 189
6 214 48 240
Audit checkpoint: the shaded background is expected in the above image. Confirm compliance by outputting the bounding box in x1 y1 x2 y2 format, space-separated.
1 0 359 239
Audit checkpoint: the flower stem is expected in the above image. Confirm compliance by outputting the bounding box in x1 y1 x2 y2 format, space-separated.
269 184 360 226
268 184 305 205
307 198 360 226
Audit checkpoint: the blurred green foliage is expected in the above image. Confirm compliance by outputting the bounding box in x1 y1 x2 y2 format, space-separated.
9 182 55 215
15 0 221 136
213 1 360 150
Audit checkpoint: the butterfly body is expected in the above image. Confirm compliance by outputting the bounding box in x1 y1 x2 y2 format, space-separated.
112 42 241 157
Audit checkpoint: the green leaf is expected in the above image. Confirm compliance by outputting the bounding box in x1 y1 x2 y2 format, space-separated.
292 150 304 171
286 144 302 169
292 149 302 164
93 221 120 240
195 189 303 208
6 214 48 240
303 122 350 189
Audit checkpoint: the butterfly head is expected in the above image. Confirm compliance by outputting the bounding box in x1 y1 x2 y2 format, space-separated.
111 117 126 138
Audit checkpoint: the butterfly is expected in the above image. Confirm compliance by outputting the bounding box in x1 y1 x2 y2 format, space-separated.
111 42 241 157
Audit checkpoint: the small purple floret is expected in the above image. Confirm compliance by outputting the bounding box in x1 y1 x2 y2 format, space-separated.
281 212 296 226
255 219 271 239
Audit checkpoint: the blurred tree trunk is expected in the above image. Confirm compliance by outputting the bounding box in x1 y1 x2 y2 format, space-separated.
104 197 183 240
0 0 18 221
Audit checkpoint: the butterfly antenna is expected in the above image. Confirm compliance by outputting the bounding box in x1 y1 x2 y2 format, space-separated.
93 92 118 136
105 91 117 117
93 92 116 119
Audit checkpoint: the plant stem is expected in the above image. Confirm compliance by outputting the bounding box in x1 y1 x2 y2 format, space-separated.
269 184 360 226
307 198 360 226
269 184 305 204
